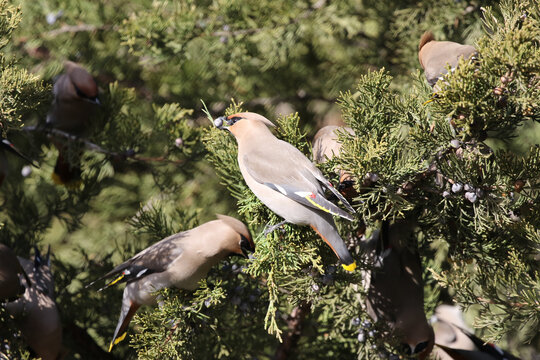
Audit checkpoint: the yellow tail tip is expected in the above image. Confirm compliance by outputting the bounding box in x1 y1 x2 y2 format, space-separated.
51 172 82 189
108 332 127 352
342 261 356 272
422 98 435 106
51 172 64 185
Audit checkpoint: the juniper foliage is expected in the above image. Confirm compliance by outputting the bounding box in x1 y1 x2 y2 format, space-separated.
0 0 538 359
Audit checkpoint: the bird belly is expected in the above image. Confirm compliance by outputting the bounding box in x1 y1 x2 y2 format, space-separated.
129 277 166 305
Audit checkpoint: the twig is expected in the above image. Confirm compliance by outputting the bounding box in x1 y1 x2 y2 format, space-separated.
21 126 184 164
43 24 114 38
476 296 537 309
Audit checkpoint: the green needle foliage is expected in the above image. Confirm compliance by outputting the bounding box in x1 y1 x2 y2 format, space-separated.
0 0 538 359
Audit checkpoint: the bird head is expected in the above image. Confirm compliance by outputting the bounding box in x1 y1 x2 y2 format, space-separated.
216 214 255 258
65 61 100 105
398 325 434 360
214 112 275 137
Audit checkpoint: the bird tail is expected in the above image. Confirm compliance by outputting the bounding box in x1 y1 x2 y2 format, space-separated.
109 298 140 352
311 213 356 271
52 149 82 188
419 31 434 51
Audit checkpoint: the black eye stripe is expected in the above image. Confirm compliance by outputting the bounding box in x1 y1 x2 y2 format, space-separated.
74 84 92 99
228 116 243 124
74 84 83 97
413 341 430 354
240 234 253 249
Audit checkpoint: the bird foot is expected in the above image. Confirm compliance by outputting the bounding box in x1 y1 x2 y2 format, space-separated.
263 221 288 236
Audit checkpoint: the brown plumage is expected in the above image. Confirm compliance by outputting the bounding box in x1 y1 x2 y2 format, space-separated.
46 61 100 186
362 219 434 359
418 31 477 88
312 125 357 200
90 215 255 351
215 112 357 271
6 247 63 360
432 305 520 360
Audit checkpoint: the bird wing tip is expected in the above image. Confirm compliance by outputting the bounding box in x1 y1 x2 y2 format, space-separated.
109 332 127 352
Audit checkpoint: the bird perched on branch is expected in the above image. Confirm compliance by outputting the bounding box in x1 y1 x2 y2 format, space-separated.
312 125 357 201
418 31 477 88
89 215 255 351
432 305 521 360
214 112 357 271
6 246 64 360
0 243 31 302
46 61 100 187
0 138 38 187
362 219 434 359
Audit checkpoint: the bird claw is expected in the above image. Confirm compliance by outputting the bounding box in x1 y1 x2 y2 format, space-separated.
263 221 287 236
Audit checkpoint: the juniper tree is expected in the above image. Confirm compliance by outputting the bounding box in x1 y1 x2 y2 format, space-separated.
131 1 539 359
0 0 538 359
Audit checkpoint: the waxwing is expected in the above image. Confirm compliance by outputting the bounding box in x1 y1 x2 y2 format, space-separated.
312 125 356 200
0 243 31 301
89 215 255 351
418 31 477 88
362 219 434 359
215 112 357 271
6 247 63 360
46 61 100 186
432 305 520 360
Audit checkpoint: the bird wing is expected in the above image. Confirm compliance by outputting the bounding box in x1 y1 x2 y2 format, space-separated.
242 140 354 220
89 232 186 290
460 328 521 360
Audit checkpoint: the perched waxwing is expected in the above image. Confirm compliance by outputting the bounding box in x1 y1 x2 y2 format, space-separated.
214 112 357 271
418 31 477 88
89 215 255 351
0 138 37 187
0 243 31 301
432 305 520 360
312 125 356 200
362 219 434 359
6 247 63 360
46 61 100 186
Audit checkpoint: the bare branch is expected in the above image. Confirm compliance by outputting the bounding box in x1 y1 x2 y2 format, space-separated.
43 24 114 38
21 126 184 164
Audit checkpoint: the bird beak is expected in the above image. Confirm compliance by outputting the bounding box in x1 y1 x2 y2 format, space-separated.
240 245 250 258
1 139 39 168
240 235 255 258
214 116 229 130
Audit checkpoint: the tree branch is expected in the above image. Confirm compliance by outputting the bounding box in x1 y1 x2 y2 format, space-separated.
43 24 114 38
21 126 185 164
273 301 311 360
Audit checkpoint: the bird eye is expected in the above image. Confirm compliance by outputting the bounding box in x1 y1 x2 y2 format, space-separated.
228 116 242 125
